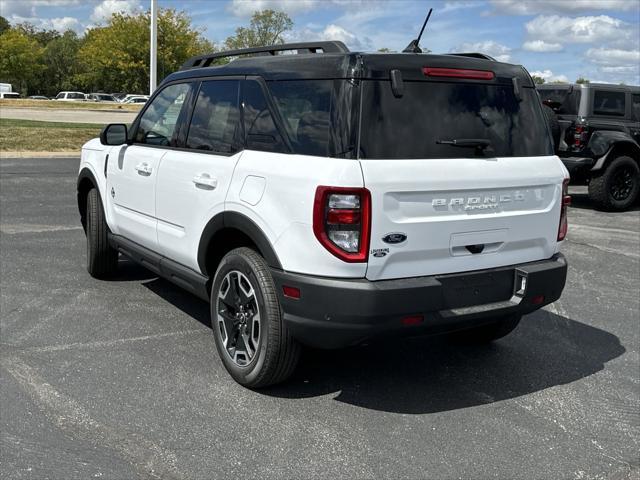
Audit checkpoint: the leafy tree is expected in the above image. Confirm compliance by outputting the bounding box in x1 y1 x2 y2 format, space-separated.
14 22 60 46
39 31 82 95
77 8 213 94
224 9 293 50
576 77 590 84
0 16 10 36
531 75 545 85
377 47 392 53
0 29 45 95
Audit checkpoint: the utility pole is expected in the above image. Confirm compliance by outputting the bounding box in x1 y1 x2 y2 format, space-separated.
150 0 157 95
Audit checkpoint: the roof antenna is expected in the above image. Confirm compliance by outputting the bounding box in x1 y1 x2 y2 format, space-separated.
403 8 433 53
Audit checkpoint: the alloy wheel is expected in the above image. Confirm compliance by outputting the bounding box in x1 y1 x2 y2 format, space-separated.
217 270 261 366
610 166 634 201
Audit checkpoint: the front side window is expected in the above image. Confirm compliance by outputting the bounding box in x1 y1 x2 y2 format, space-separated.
593 90 626 116
186 80 239 153
243 80 287 154
56 93 64 99
135 83 190 146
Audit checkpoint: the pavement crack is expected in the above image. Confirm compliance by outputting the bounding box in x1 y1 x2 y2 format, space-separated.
1 355 184 480
1 329 205 354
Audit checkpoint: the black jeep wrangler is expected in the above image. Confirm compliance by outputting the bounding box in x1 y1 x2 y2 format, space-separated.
538 83 640 211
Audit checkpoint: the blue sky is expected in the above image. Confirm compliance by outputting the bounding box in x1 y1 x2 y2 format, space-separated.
1 0 639 84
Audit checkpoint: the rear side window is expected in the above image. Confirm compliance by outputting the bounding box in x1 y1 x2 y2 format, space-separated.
186 80 239 153
593 90 625 116
360 81 553 159
268 80 331 156
538 88 581 115
242 80 287 154
631 94 640 122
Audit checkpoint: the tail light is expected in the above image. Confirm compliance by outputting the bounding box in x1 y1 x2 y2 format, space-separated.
313 186 371 262
571 120 589 151
558 178 571 241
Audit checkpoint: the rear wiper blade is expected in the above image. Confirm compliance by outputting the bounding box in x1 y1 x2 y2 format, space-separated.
436 138 491 148
436 138 494 156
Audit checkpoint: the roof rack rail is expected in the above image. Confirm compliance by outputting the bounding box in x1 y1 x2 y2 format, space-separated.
447 52 496 61
181 41 350 70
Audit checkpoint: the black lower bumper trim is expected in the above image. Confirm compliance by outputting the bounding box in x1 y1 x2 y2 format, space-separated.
271 254 567 348
560 156 595 174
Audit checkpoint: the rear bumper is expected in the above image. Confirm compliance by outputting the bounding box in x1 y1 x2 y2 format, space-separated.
271 254 567 348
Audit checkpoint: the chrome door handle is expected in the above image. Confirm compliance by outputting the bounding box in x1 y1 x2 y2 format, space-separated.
134 162 152 176
193 174 217 189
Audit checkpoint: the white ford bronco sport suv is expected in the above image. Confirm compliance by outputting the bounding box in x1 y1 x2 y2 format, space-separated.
77 41 569 388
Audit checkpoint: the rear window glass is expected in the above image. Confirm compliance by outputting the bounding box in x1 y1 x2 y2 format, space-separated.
593 90 626 116
359 81 553 159
538 88 581 115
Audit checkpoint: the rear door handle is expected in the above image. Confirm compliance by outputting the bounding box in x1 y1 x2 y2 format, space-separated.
193 173 217 190
135 162 152 176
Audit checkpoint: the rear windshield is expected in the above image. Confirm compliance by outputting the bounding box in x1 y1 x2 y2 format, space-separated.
359 81 553 159
537 88 581 115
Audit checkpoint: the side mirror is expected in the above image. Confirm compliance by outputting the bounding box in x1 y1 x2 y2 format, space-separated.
100 123 128 146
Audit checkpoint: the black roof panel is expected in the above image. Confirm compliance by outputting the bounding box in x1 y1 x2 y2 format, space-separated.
163 51 533 86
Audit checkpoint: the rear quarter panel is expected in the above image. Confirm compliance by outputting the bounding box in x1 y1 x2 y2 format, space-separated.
225 151 366 278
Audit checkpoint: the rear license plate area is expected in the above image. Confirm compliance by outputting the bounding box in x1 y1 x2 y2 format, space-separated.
438 269 513 309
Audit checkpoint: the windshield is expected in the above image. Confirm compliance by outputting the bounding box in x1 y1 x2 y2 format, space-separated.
359 81 553 159
538 88 581 115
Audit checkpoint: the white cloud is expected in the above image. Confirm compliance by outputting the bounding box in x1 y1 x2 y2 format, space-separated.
586 47 640 83
0 0 35 17
525 15 629 45
529 69 569 83
490 0 637 15
285 23 372 51
522 40 563 52
321 24 371 50
450 40 512 62
49 16 81 32
5 13 82 33
587 46 640 64
90 0 142 23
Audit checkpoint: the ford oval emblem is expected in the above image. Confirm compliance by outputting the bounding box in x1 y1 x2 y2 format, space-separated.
382 233 407 244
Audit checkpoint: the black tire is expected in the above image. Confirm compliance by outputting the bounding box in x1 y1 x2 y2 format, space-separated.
211 247 300 388
588 156 640 211
542 104 561 153
86 188 118 278
448 314 522 344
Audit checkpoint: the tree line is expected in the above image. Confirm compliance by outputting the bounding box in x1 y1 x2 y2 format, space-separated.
0 9 293 97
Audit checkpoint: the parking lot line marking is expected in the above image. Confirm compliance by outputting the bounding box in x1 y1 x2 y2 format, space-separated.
8 329 206 354
2 355 183 480
0 224 83 234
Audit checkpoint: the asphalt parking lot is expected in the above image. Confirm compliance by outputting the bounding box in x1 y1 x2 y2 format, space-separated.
1 156 639 480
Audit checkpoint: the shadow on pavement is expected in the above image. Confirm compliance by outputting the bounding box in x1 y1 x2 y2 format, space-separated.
140 271 625 415
264 311 625 414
